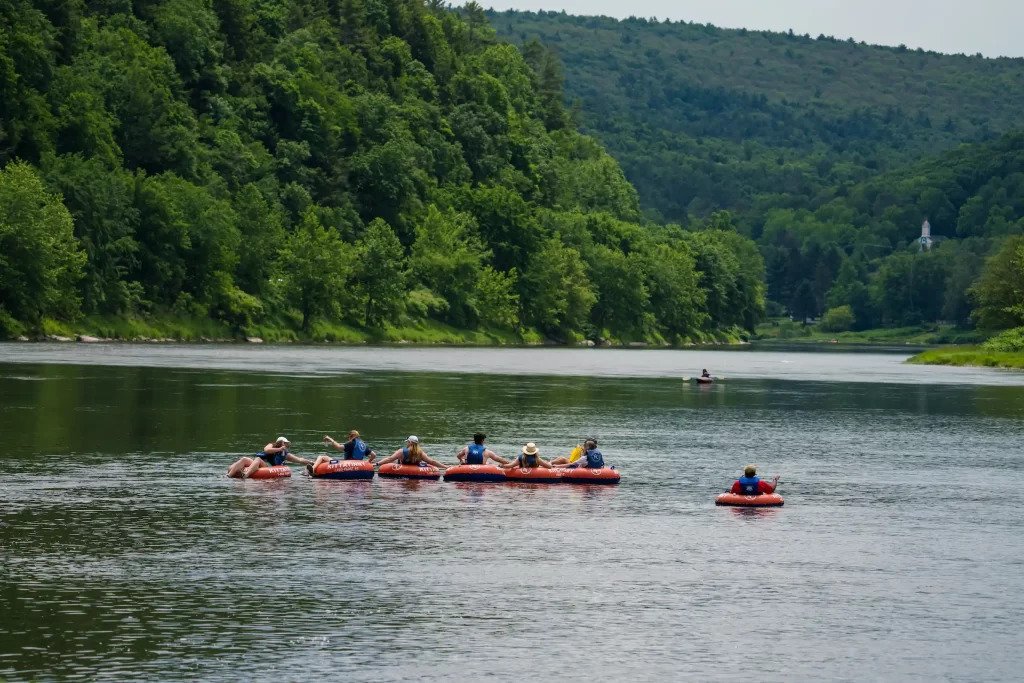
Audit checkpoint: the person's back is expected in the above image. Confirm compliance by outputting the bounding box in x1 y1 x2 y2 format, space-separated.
582 439 604 469
466 442 486 465
345 437 370 460
519 452 539 468
731 465 778 495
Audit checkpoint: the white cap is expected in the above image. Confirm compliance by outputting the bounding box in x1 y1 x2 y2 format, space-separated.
276 436 290 444
407 435 419 443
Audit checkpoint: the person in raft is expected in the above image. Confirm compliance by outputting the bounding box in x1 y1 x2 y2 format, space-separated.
376 435 448 469
455 432 510 466
306 430 377 474
701 368 712 378
731 465 780 496
554 438 604 469
501 442 554 469
227 436 314 478
549 441 584 467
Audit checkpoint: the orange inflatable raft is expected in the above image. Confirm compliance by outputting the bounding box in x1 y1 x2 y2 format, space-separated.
312 459 375 480
715 492 784 507
443 464 507 482
249 465 292 480
560 467 620 485
377 463 442 480
503 467 565 484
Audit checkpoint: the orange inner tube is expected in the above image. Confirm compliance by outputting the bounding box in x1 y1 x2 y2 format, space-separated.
312 459 374 479
560 467 620 484
443 464 507 482
248 465 292 479
503 467 565 482
715 492 784 507
377 463 442 479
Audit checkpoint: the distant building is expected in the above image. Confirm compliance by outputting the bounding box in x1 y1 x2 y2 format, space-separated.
918 219 933 251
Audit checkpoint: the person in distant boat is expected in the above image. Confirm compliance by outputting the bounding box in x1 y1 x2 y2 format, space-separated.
553 438 604 469
307 430 377 475
730 465 780 496
376 436 448 469
701 369 712 378
456 432 509 466
227 436 313 478
502 442 553 469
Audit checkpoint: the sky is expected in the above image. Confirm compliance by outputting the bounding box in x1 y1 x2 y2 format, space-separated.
461 0 1024 58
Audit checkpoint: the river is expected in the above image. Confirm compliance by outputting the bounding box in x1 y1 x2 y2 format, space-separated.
1 344 1022 681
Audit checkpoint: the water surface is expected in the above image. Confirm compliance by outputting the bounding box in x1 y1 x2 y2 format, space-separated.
1 346 1022 681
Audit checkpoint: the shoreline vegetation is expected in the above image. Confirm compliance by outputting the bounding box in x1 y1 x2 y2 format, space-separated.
908 348 1024 370
6 315 751 347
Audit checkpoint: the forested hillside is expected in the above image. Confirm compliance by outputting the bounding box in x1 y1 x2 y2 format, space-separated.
760 131 1024 329
0 0 765 344
491 10 1024 332
489 10 1024 224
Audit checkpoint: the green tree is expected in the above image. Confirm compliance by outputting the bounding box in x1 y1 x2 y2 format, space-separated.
43 154 140 315
279 208 353 331
354 218 407 327
0 161 85 326
971 236 1024 329
820 305 855 332
408 205 488 326
522 237 596 338
475 265 520 329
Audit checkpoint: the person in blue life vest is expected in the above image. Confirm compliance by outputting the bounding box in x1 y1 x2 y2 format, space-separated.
501 442 553 469
455 432 509 466
730 465 780 495
307 430 377 474
553 438 604 469
376 436 448 469
227 436 314 478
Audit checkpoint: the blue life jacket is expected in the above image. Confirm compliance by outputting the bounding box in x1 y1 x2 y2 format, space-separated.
345 438 369 460
737 475 761 495
466 443 486 465
261 448 287 467
401 447 417 465
584 448 604 469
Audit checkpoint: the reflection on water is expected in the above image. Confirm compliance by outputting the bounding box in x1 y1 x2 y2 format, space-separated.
1 356 1024 680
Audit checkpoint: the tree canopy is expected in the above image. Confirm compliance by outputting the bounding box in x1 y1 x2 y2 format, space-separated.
0 0 764 342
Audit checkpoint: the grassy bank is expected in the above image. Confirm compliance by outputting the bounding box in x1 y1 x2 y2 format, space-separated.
907 347 1024 369
754 320 988 346
9 315 745 347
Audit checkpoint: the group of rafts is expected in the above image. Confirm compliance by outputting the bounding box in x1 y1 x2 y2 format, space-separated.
229 434 785 506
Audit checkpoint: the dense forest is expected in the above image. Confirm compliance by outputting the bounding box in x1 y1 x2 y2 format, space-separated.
492 10 1024 334
0 0 766 344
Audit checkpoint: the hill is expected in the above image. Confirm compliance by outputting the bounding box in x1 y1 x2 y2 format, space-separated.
0 0 764 344
488 10 1024 224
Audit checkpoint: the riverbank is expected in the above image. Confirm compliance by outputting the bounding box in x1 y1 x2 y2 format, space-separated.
754 320 987 346
907 347 1024 369
5 315 748 347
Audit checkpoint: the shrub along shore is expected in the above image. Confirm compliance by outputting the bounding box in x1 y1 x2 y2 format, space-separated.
908 348 1024 370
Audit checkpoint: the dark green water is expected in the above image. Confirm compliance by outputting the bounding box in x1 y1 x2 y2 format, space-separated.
2 346 1023 681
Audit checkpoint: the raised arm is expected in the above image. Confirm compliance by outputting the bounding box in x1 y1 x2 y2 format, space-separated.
323 435 345 451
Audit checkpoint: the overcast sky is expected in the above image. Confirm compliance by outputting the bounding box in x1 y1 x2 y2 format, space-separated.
464 0 1024 58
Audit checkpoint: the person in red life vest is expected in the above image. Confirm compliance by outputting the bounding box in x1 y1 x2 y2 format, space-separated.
731 465 780 495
